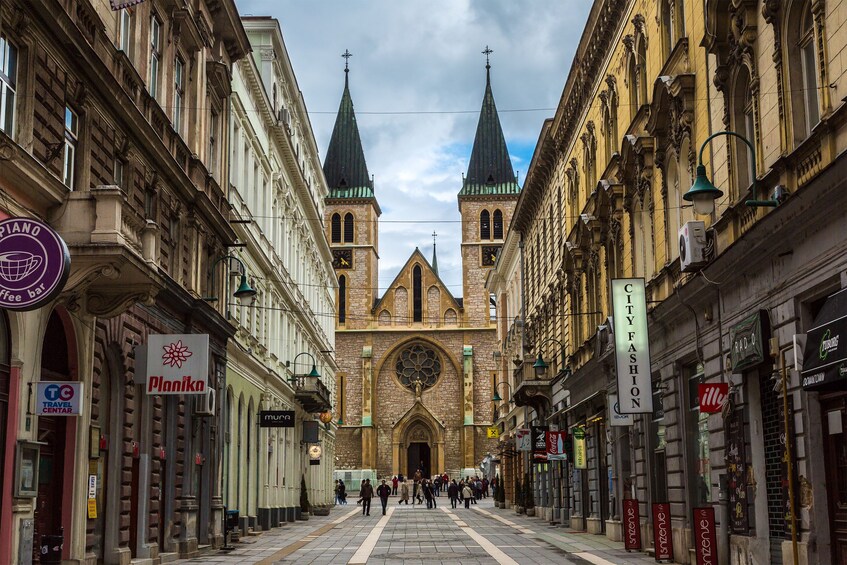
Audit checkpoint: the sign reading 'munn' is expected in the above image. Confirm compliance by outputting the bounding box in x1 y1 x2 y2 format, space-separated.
612 279 653 414
146 334 209 395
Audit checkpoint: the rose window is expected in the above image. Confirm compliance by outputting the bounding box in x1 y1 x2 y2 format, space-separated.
396 344 441 391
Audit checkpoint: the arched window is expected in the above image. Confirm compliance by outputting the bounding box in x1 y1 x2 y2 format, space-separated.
789 2 820 141
413 265 422 322
666 155 682 260
480 210 491 240
493 210 503 239
637 41 648 107
628 54 639 112
731 67 755 196
331 213 341 243
343 213 354 243
338 275 346 324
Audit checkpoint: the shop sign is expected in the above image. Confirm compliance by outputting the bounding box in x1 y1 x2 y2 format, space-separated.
609 393 633 426
623 499 642 550
35 382 83 415
87 498 97 519
0 217 71 311
573 427 587 469
801 288 847 389
546 430 568 461
259 410 295 427
146 334 209 395
88 474 97 498
612 279 653 414
652 503 673 561
725 410 748 533
531 426 548 462
693 507 717 565
309 444 322 465
486 426 500 439
516 428 531 452
730 310 768 372
698 383 728 413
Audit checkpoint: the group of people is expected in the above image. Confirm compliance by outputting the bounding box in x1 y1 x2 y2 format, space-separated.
336 471 496 516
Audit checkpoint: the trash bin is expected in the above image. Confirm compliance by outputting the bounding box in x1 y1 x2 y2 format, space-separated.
226 510 239 531
40 534 63 565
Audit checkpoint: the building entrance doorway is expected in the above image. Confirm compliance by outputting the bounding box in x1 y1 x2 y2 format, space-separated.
407 442 431 478
822 392 847 564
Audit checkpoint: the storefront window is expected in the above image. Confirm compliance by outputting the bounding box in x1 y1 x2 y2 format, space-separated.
686 363 711 506
649 376 668 503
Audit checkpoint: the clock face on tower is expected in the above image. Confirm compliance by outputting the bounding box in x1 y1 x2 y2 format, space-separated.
332 248 353 269
481 245 501 267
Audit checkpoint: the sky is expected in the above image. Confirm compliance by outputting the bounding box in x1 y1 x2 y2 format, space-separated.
236 1 592 298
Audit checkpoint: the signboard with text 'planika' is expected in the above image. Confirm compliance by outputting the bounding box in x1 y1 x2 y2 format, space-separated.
146 334 209 395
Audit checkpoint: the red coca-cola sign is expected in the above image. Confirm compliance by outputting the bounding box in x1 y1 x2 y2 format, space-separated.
652 503 673 561
693 507 717 565
698 383 728 413
623 499 642 550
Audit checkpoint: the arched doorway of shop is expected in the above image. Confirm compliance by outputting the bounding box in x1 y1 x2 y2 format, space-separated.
407 442 430 478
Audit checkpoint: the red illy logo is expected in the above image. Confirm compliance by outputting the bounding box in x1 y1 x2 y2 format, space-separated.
698 383 729 413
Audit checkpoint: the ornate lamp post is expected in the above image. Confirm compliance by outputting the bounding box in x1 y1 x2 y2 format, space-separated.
202 254 257 314
532 338 569 379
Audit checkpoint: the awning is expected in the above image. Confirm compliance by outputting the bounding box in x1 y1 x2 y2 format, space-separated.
801 288 847 390
547 390 606 422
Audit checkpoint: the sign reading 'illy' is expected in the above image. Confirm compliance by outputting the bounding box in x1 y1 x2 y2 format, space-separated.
259 410 295 428
612 279 654 414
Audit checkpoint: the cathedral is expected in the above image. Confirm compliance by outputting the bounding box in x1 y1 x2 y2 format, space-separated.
325 56 520 481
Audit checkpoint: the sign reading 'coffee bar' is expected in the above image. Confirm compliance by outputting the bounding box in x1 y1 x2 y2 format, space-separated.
0 217 71 311
612 279 653 414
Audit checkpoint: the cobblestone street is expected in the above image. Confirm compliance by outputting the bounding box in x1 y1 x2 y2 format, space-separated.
179 497 659 565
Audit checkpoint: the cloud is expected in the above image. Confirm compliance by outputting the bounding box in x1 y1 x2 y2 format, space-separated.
236 0 591 296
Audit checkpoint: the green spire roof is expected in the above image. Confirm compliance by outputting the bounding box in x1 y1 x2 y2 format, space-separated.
459 62 520 197
432 242 439 275
323 68 374 199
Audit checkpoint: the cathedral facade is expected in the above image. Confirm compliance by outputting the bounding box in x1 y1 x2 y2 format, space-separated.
326 60 519 481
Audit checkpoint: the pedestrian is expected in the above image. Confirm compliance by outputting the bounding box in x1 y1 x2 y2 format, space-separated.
448 479 459 509
399 479 410 504
336 479 347 505
434 475 442 496
377 479 391 515
391 475 398 496
482 477 489 498
360 478 374 516
462 483 473 509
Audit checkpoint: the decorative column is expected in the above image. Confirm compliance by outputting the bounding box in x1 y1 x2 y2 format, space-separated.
361 346 375 472
462 345 475 473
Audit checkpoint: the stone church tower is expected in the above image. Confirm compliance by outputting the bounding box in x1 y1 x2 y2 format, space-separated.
326 57 520 485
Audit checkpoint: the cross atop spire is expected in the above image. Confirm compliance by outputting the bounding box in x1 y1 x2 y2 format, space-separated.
482 45 493 69
342 49 352 73
432 230 437 247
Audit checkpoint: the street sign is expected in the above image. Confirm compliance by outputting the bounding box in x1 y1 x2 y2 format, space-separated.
486 426 500 438
35 382 83 416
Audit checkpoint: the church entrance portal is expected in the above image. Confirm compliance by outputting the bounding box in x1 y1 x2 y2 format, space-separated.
407 442 431 478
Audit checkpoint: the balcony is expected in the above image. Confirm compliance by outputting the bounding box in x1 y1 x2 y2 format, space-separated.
291 376 332 413
512 361 553 416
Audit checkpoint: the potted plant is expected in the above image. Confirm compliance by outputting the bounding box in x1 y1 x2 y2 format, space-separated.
299 475 311 520
515 476 525 514
523 473 536 517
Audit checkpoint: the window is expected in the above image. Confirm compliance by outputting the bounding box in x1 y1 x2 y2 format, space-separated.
686 363 711 507
114 158 125 188
637 41 648 108
413 265 422 322
731 67 755 196
649 377 668 503
331 213 341 243
209 109 219 175
799 5 820 136
173 57 185 134
0 36 17 136
480 210 491 240
63 107 78 189
493 210 503 239
338 276 346 324
118 8 133 57
343 213 354 243
149 16 162 100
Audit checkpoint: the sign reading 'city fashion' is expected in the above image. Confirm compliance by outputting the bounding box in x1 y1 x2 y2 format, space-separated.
259 410 295 428
0 217 71 311
693 507 717 565
652 503 673 561
573 427 587 469
35 382 83 415
609 393 634 426
698 383 729 413
145 334 209 395
730 310 769 372
531 426 549 462
612 279 653 414
623 499 642 550
546 430 568 461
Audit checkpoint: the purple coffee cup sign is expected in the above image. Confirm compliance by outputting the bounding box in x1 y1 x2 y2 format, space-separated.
0 217 70 311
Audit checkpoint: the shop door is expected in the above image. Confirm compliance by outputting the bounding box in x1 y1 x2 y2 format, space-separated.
34 414 66 564
407 442 430 478
822 393 847 564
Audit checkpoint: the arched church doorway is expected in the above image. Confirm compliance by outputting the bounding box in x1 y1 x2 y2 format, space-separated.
407 442 431 478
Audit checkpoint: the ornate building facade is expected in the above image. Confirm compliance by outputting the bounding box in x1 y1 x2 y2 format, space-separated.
328 61 519 484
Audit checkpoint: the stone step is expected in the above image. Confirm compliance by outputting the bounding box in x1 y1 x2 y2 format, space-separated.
158 553 179 564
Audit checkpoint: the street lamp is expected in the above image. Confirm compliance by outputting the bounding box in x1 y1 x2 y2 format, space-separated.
202 254 257 311
288 352 321 384
492 381 513 403
533 338 567 378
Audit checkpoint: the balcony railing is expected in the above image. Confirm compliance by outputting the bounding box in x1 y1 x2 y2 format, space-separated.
291 376 332 413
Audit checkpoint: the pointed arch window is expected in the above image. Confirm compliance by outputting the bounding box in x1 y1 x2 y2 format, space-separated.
338 275 346 324
480 210 491 240
331 213 341 243
413 265 422 322
343 213 354 243
493 210 503 239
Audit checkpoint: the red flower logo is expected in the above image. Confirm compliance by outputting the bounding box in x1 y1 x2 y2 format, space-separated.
162 340 193 368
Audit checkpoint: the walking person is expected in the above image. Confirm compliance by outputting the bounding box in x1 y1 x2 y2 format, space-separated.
482 477 489 498
391 475 398 496
448 479 459 509
462 482 473 509
377 479 391 515
360 478 374 516
434 475 442 496
399 479 410 504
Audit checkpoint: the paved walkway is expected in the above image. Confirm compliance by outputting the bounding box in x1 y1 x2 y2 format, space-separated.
177 497 662 564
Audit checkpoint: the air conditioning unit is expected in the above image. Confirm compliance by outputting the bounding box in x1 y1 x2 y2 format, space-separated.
194 388 216 417
679 220 708 272
277 107 290 129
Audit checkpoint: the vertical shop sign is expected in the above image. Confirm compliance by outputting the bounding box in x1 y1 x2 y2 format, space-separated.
725 410 748 533
573 426 587 469
516 428 531 452
546 430 568 461
652 503 673 561
693 507 717 565
612 279 653 413
623 499 642 550
531 426 549 462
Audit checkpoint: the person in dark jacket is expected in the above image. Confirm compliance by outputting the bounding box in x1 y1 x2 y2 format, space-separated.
376 479 392 515
448 480 459 509
360 479 374 516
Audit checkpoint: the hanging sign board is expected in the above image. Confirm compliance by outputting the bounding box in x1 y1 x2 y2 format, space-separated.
609 393 633 426
730 310 768 372
35 382 83 415
698 383 728 413
531 426 548 462
612 279 653 413
623 499 642 550
309 444 322 466
693 507 717 565
573 427 587 469
652 503 673 561
87 498 98 519
0 217 71 311
546 430 568 461
259 410 295 428
516 428 531 452
146 334 209 395
486 426 500 439
801 288 847 389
